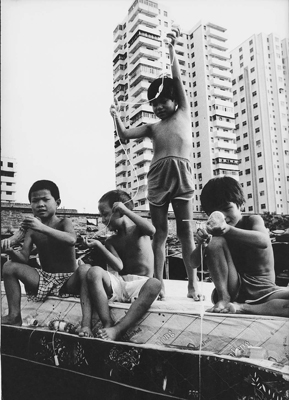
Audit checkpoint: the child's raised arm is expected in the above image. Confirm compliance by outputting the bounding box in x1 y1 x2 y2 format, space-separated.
167 29 189 112
5 231 34 264
112 202 156 237
110 98 152 141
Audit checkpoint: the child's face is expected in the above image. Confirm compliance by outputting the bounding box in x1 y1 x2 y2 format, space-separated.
30 189 60 219
98 201 119 230
151 97 176 120
211 202 242 227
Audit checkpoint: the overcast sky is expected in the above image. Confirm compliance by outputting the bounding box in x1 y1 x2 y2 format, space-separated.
2 0 288 213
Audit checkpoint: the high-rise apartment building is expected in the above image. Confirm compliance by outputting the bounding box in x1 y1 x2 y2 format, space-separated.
230 33 289 214
112 0 236 211
1 156 17 202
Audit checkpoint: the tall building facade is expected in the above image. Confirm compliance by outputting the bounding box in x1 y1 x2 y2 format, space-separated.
230 34 289 214
1 156 17 202
112 0 236 211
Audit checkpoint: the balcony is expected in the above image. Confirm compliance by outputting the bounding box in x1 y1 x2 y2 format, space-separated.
208 47 229 60
210 57 230 70
213 150 238 160
213 118 235 130
210 67 231 80
129 14 158 33
214 140 236 151
115 163 127 176
207 26 227 41
115 152 126 164
1 175 16 183
116 175 127 185
208 37 228 51
210 77 231 90
136 165 150 176
133 151 152 165
130 46 160 65
132 138 153 153
131 91 148 108
130 79 150 98
212 87 233 100
214 130 236 140
128 2 158 21
129 35 160 55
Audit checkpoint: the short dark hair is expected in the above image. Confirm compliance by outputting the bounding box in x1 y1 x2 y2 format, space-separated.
147 77 178 104
28 180 60 202
99 189 134 210
200 176 245 215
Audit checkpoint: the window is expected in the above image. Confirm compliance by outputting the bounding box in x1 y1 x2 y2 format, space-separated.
241 97 245 103
8 162 13 168
257 152 262 157
245 156 249 162
248 193 252 198
258 165 263 170
261 204 266 210
253 103 258 109
250 67 255 73
242 121 247 126
248 206 253 211
260 191 264 196
255 127 260 133
252 91 257 96
239 74 243 80
241 109 246 114
244 144 249 150
240 86 244 91
251 79 256 84
233 90 237 95
259 178 264 183
254 115 259 121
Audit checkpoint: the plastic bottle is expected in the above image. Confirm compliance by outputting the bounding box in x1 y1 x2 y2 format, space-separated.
234 346 268 359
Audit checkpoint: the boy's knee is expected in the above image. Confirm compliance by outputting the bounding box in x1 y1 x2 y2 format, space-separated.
77 264 90 280
2 260 17 277
207 236 226 253
87 266 103 283
147 277 162 295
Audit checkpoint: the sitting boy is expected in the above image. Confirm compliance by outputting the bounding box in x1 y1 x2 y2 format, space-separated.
191 176 289 317
78 189 161 340
2 180 88 326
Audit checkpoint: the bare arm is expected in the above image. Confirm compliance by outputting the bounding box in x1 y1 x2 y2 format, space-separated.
6 231 34 264
190 228 212 268
84 237 123 272
223 215 271 249
110 100 152 141
112 202 156 237
21 217 76 246
167 32 189 112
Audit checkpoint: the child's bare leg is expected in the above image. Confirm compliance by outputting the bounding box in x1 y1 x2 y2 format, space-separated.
205 236 239 312
150 203 169 300
231 290 289 317
86 266 114 330
69 264 94 337
2 261 39 326
173 199 204 301
98 278 161 341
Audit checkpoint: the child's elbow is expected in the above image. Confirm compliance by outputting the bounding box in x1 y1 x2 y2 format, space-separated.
150 226 156 236
68 236 77 246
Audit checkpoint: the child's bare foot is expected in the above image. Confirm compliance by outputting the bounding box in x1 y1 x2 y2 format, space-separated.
97 327 119 341
78 326 93 337
230 302 245 314
187 284 205 301
157 283 166 301
206 300 231 313
2 314 22 326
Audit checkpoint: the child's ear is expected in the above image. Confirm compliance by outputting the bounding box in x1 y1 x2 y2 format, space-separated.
56 199 61 208
240 204 245 212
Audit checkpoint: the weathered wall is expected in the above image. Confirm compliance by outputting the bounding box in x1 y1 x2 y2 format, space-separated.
1 202 206 237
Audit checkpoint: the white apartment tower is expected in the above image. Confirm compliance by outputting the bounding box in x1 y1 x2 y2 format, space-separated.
230 34 289 214
1 156 17 202
112 0 237 211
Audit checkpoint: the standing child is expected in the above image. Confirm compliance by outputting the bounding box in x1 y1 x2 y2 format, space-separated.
2 180 88 326
193 176 289 317
110 28 201 301
78 189 161 340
